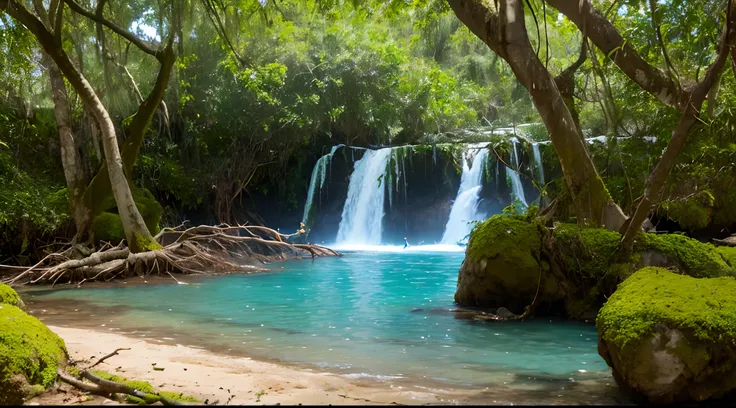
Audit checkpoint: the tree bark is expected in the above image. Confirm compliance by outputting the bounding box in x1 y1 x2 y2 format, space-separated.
2 0 159 253
43 54 93 239
32 0 93 240
548 0 686 110
446 0 626 230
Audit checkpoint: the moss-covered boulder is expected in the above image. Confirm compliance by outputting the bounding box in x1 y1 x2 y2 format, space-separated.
92 187 163 243
0 303 68 405
455 215 564 314
597 267 736 404
0 283 25 309
456 215 736 320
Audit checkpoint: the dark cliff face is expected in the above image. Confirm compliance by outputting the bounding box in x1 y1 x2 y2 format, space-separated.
242 143 545 245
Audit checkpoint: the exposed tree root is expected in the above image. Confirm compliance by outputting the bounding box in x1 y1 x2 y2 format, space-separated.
2 224 340 286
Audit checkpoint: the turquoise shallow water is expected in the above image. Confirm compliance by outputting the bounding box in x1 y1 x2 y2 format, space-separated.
24 250 616 399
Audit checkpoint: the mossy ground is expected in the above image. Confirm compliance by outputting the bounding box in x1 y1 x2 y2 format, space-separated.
597 267 736 349
0 283 24 309
0 303 68 405
89 370 199 404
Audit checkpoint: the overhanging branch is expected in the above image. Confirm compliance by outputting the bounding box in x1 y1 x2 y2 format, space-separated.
63 0 164 62
548 0 686 111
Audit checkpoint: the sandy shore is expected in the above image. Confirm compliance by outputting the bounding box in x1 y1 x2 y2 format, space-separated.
30 326 476 406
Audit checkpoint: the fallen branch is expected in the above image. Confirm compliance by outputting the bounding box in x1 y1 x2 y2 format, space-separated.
87 348 131 370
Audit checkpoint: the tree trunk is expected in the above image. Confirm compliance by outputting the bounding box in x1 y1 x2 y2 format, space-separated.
81 41 175 216
446 0 626 230
2 0 159 252
43 53 93 239
615 1 736 257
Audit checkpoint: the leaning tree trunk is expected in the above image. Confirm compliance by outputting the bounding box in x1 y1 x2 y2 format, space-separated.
446 0 627 230
43 53 93 239
81 40 175 216
2 0 159 253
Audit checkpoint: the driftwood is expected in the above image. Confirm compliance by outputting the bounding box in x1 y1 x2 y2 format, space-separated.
57 348 194 406
2 224 340 286
713 234 736 247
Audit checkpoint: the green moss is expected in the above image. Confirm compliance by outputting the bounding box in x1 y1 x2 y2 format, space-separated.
0 304 68 405
717 246 736 269
89 370 199 404
132 188 163 235
90 370 157 404
92 187 163 244
91 212 125 243
597 267 736 350
132 232 163 252
574 174 614 227
0 284 24 309
552 223 632 280
466 214 541 264
159 391 200 403
641 233 734 278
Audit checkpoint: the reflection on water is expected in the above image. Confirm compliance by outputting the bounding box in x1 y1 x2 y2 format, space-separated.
22 250 628 404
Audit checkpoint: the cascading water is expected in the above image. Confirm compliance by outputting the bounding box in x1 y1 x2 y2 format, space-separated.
532 143 545 186
302 145 343 227
336 148 393 245
440 148 489 245
506 139 528 207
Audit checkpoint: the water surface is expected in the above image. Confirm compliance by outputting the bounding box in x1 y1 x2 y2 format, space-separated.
24 249 625 404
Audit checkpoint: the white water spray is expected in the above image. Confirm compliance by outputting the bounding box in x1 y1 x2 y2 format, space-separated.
336 148 392 245
440 148 489 245
532 143 545 186
302 145 343 226
506 139 528 207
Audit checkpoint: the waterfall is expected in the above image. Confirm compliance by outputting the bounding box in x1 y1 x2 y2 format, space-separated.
302 145 343 227
336 148 393 245
506 139 528 207
440 148 489 245
532 143 545 185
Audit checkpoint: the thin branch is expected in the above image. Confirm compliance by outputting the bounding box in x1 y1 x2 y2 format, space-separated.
63 0 164 61
648 0 680 87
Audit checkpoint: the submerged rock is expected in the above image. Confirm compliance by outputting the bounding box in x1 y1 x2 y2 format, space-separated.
597 267 736 404
0 296 68 405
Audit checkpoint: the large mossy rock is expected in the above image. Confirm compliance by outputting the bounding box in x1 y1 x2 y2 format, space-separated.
455 215 564 313
0 298 68 405
597 267 736 404
456 215 736 319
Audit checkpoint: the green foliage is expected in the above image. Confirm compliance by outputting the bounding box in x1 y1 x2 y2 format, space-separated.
0 304 68 405
0 132 68 258
597 267 736 350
